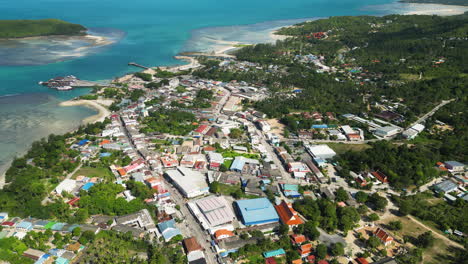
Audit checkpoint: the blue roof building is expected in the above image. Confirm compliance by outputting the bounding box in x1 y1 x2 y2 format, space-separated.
55 257 70 264
263 248 286 258
157 219 182 241
235 198 279 226
16 221 33 231
34 254 51 264
230 157 246 172
281 184 301 198
51 222 66 231
99 152 112 157
81 182 95 191
77 139 89 146
312 124 328 129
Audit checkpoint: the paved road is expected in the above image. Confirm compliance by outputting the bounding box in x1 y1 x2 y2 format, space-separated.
407 99 455 129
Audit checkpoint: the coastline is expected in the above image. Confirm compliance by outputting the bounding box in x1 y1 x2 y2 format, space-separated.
1 0 466 186
59 99 112 124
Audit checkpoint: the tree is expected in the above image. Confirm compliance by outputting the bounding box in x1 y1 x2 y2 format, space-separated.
229 128 243 139
209 181 220 194
416 231 434 248
355 191 368 203
72 227 81 237
335 187 348 202
367 236 381 248
398 199 412 216
304 221 320 241
368 213 380 221
219 164 228 172
316 243 328 260
78 231 96 245
278 224 289 236
389 220 402 231
369 193 388 211
331 242 345 256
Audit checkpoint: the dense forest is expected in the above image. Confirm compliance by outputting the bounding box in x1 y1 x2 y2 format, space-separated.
0 19 86 38
140 108 197 135
195 14 468 135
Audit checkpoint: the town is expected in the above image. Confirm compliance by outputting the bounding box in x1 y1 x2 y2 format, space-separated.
0 13 467 264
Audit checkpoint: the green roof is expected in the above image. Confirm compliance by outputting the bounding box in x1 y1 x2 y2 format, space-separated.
44 221 57 229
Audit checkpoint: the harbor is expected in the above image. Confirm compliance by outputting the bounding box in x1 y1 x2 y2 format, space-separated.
39 75 106 91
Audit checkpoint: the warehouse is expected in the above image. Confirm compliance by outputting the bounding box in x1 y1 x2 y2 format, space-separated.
305 144 336 160
234 198 279 226
187 195 235 232
165 167 209 198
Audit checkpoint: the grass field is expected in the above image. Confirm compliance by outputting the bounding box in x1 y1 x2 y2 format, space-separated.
72 166 114 181
327 143 371 154
380 216 453 264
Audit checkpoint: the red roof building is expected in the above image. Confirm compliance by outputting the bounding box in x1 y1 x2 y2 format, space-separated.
265 257 277 264
317 260 329 264
371 171 389 183
306 255 316 263
356 257 370 264
374 227 394 246
275 201 304 226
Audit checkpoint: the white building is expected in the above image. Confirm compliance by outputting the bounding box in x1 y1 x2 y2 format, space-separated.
374 126 402 138
54 179 77 195
187 196 235 232
258 120 271 132
165 167 209 198
305 144 337 160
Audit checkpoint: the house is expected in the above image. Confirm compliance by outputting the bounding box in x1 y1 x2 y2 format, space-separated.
0 212 8 222
290 234 306 244
444 161 465 172
207 152 224 170
265 257 278 264
183 237 206 264
157 219 182 241
214 229 235 240
292 259 303 264
274 200 304 226
373 227 394 246
298 243 313 257
356 257 370 264
23 249 45 261
371 171 389 183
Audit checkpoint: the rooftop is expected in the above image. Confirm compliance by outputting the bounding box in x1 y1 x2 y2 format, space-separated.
235 198 279 226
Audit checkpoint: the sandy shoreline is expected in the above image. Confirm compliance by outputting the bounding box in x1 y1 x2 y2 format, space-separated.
60 99 112 124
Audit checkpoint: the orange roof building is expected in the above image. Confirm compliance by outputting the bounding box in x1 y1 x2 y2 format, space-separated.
117 168 127 176
99 139 111 146
374 227 394 246
290 234 306 244
356 257 369 264
275 201 304 226
183 237 203 253
298 243 313 257
214 229 234 240
292 259 303 264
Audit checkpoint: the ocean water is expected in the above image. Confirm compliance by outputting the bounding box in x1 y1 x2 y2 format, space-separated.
0 0 408 174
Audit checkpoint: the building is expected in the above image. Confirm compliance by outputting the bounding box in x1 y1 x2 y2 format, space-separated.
291 234 306 244
433 179 458 193
373 227 394 246
257 120 271 132
371 171 389 183
274 200 304 226
444 161 465 172
370 258 398 264
230 156 260 172
112 224 145 238
287 162 311 173
115 209 156 233
165 167 209 198
263 248 286 258
214 229 235 240
183 237 206 264
207 152 224 170
305 144 336 160
55 179 77 195
373 126 402 138
0 212 8 222
157 219 182 241
187 196 235 231
298 243 313 257
23 249 45 261
235 198 279 226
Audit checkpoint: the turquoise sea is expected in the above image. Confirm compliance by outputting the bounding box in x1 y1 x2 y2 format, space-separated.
0 0 415 174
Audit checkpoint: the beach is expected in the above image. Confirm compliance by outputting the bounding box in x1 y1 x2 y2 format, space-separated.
59 99 112 124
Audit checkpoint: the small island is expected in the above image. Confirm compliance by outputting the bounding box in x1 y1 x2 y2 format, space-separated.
0 18 86 38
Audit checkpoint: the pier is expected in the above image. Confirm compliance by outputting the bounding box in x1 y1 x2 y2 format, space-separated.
128 62 150 69
179 52 236 59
